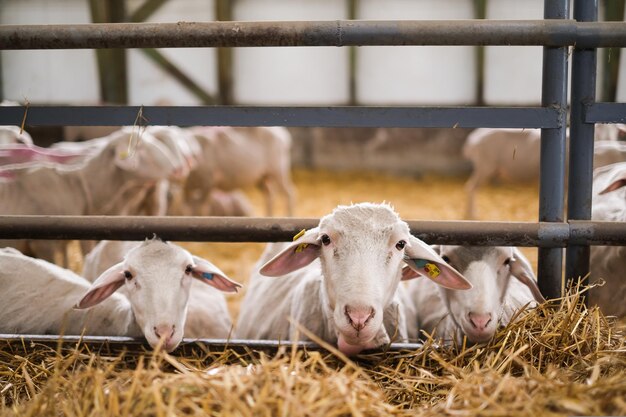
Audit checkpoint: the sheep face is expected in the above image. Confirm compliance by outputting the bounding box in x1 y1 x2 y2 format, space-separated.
260 203 471 355
436 246 542 344
76 239 241 352
316 205 411 352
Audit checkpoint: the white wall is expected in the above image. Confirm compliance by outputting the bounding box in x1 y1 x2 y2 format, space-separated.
0 0 99 104
126 0 217 105
358 0 475 105
1 0 623 106
484 0 544 105
232 0 349 105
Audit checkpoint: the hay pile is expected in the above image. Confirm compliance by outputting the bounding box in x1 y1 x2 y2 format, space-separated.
1 283 624 416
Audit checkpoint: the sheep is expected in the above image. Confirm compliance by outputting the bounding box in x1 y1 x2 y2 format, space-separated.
186 126 296 217
0 143 85 166
205 189 254 217
0 246 139 338
0 129 182 266
235 202 471 356
403 246 545 344
0 239 241 352
589 162 626 318
82 240 236 339
463 126 626 219
0 126 33 145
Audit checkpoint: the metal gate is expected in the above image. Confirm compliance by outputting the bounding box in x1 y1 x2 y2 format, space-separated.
1 0 626 305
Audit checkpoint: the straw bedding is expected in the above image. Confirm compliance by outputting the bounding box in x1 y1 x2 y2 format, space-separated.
2 169 625 416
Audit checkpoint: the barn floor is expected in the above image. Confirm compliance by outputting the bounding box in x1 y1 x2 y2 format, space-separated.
3 169 625 417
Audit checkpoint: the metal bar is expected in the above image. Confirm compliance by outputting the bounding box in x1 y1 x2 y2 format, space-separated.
1 215 625 246
0 105 560 128
537 0 569 299
1 20 626 50
585 102 626 123
0 334 424 353
566 0 598 285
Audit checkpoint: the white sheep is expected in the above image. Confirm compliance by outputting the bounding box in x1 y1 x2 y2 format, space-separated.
0 143 85 166
0 246 139 338
403 246 545 344
0 239 241 352
589 162 626 318
186 126 296 217
82 240 236 339
0 129 181 265
0 126 33 146
235 203 471 356
463 126 626 219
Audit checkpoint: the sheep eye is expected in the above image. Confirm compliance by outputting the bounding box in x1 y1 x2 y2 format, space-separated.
395 240 406 250
185 264 194 274
441 255 451 264
123 270 133 280
504 258 511 266
321 234 331 246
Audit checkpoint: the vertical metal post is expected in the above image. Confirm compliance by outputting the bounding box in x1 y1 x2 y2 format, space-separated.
348 0 359 105
566 0 598 285
473 0 487 105
538 0 569 299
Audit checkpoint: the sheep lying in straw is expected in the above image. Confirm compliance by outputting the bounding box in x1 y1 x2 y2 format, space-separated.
82 239 237 339
589 162 626 318
0 238 241 352
403 246 545 344
236 202 472 355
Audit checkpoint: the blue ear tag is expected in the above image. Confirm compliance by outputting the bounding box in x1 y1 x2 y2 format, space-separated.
412 259 441 279
202 272 214 280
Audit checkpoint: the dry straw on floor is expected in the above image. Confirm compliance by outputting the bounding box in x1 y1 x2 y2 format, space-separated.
1 282 624 417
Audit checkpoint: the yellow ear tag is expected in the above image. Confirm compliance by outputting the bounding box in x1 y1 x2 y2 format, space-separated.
293 229 308 253
424 263 440 279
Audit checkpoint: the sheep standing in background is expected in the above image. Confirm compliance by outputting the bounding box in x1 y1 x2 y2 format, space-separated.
463 125 626 219
403 246 545 344
589 162 626 318
236 203 471 356
186 126 296 217
82 239 236 339
0 129 181 266
0 239 241 352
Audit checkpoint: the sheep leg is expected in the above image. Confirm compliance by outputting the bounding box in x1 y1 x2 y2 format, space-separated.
464 168 493 220
259 177 276 217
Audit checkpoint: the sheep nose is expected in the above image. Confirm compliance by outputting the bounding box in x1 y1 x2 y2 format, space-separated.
154 324 175 343
345 305 375 331
468 312 492 331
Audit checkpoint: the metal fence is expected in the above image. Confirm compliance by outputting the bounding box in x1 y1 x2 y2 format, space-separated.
1 0 626 302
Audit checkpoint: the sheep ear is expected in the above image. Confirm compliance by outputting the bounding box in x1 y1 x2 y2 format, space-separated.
190 255 242 293
75 262 126 309
401 265 421 281
510 249 545 303
260 228 321 277
599 177 626 195
404 236 472 290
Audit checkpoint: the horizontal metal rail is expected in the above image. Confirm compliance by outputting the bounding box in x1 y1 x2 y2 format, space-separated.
1 20 626 50
0 105 561 128
0 334 424 354
1 215 625 247
585 102 626 123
